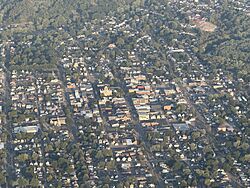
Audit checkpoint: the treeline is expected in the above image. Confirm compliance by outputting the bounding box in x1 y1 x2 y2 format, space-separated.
197 5 250 81
0 0 145 29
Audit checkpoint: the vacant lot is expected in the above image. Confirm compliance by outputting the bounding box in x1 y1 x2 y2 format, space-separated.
193 19 217 32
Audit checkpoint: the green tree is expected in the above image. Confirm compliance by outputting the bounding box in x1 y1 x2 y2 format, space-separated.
204 178 211 186
95 150 104 159
0 172 5 185
18 177 29 187
191 131 201 140
30 177 39 187
17 153 29 162
190 143 196 151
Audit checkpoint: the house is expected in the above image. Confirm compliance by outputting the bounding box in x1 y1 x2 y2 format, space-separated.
49 116 67 126
0 143 4 150
164 105 172 111
67 83 76 89
108 44 116 49
164 88 176 95
218 122 234 132
132 98 149 105
134 75 146 81
14 125 39 134
100 86 113 97
138 112 150 121
172 123 189 132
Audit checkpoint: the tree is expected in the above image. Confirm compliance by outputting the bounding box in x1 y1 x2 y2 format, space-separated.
190 143 196 151
106 161 116 170
0 172 5 185
195 169 204 177
32 152 39 161
45 144 53 152
203 146 212 154
47 174 53 182
102 149 113 157
191 131 201 140
173 161 182 171
98 161 105 169
103 184 109 188
83 174 89 181
18 177 29 187
17 153 29 162
192 178 198 187
117 183 123 188
204 178 211 186
242 154 250 163
241 142 249 151
95 150 104 159
116 38 125 46
66 165 75 174
181 180 187 187
30 177 39 187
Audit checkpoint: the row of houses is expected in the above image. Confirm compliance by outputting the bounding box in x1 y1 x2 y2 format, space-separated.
62 57 102 123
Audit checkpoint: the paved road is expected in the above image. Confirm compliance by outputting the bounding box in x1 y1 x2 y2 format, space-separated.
112 69 165 187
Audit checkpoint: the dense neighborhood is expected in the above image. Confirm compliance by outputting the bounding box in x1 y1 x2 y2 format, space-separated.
0 0 249 187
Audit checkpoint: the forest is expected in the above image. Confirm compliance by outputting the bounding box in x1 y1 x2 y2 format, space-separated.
0 0 144 29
